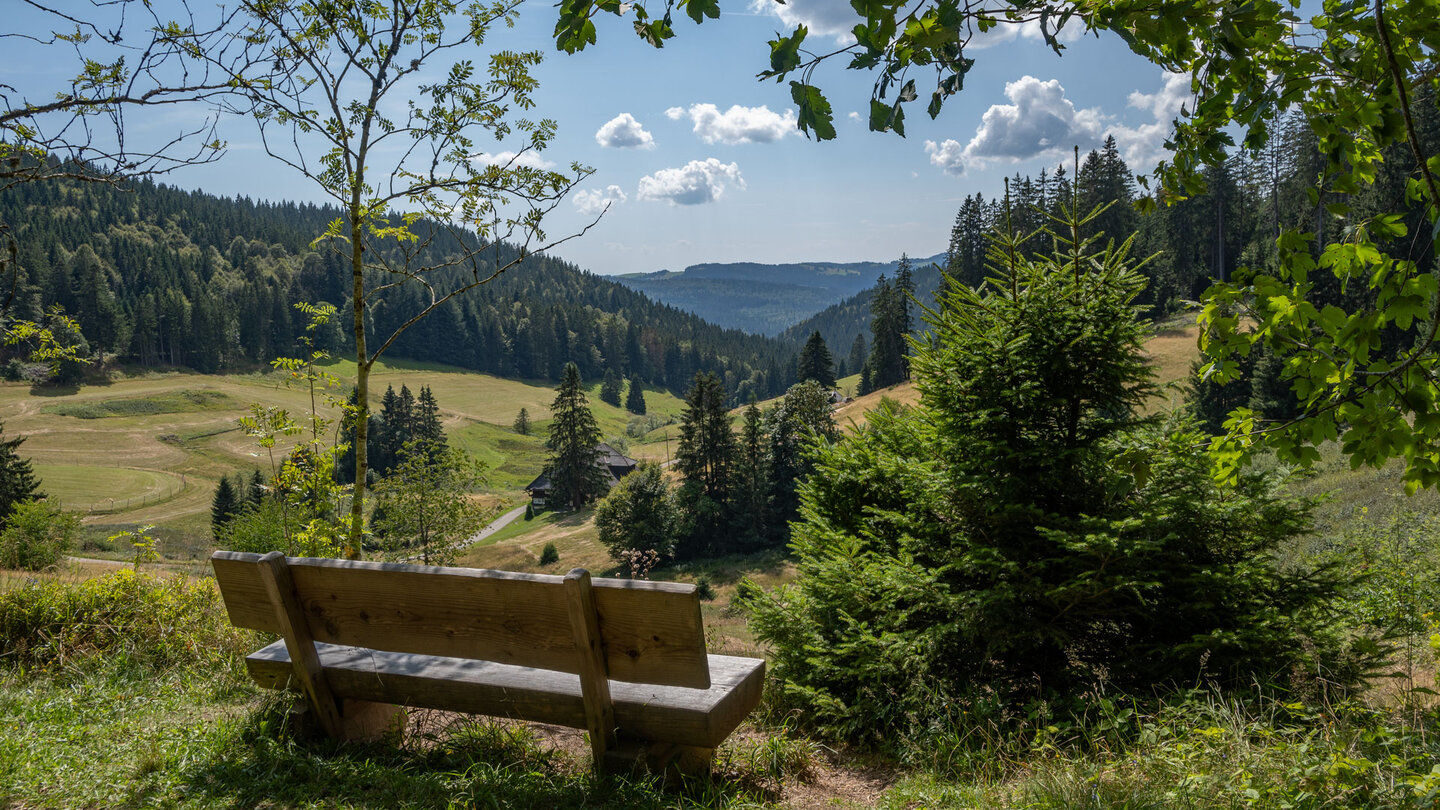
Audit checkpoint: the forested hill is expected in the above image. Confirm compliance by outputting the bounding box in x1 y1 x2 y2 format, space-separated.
615 254 944 336
0 176 800 402
780 259 946 361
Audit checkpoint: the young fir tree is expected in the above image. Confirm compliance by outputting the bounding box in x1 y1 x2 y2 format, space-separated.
734 399 770 547
797 331 836 388
513 407 531 435
625 375 647 415
599 369 623 407
867 267 911 389
211 476 241 539
747 203 1362 741
414 386 446 458
674 371 738 557
544 363 605 510
0 421 42 528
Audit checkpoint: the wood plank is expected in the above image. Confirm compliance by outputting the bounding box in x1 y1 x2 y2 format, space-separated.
256 551 343 738
246 642 766 748
564 568 617 768
209 552 710 688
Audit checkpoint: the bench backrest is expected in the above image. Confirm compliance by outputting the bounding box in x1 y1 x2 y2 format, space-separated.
211 550 710 689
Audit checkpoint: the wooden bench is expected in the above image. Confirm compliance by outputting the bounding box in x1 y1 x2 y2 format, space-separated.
209 550 765 775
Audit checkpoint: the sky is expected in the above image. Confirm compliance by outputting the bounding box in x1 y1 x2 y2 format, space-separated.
4 0 1192 277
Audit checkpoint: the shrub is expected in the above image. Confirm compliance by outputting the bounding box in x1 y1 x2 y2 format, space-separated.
695 574 716 601
538 542 559 566
0 569 254 670
594 462 677 560
217 499 287 554
525 502 535 521
746 213 1367 744
0 500 79 571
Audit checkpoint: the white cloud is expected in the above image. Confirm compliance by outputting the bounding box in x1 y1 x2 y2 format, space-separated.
924 71 1194 177
669 103 798 145
594 113 655 149
924 76 1103 176
472 150 555 170
1107 72 1191 171
665 106 686 120
924 139 967 176
573 184 628 216
848 111 862 122
637 158 745 205
748 0 855 42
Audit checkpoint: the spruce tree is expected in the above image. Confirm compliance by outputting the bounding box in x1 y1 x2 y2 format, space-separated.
0 421 41 528
847 334 866 381
513 407 531 435
797 331 836 388
247 470 266 510
600 369 623 406
867 266 911 389
735 399 770 546
211 476 240 539
545 363 605 510
749 205 1358 738
625 375 647 415
674 372 738 557
415 386 446 457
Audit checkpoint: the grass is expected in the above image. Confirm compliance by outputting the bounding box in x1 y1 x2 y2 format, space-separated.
42 388 235 419
0 362 685 551
4 563 1439 809
33 464 185 513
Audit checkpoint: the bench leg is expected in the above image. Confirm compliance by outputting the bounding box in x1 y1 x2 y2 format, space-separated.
288 698 407 743
603 735 714 783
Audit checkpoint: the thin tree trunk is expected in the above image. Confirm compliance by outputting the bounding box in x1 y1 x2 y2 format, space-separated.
349 213 368 559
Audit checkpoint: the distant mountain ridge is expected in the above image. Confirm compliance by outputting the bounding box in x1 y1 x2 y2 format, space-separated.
614 254 946 336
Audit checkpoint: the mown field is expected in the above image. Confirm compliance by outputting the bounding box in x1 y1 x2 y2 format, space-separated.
0 359 684 559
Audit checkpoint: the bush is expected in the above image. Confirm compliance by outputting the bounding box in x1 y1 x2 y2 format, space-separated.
595 462 677 560
746 216 1366 744
538 542 559 566
217 499 287 554
525 502 535 521
695 574 715 601
0 500 80 571
0 569 254 669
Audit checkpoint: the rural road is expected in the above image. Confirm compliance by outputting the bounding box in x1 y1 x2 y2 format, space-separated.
463 504 528 548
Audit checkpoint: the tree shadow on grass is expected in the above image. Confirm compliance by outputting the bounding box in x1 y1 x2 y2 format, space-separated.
27 382 81 397
164 701 770 810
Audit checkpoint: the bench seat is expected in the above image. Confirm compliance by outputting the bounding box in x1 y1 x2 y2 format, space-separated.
247 640 766 749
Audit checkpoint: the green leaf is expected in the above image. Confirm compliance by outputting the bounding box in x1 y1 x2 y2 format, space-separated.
766 26 807 77
791 81 837 140
683 0 721 25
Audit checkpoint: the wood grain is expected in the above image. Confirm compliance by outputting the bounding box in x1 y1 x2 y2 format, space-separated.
246 642 766 748
564 568 617 767
210 551 710 688
255 551 343 738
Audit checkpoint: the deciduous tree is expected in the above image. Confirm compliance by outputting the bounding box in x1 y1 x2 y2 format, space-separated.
224 0 592 553
595 462 677 560
372 441 488 566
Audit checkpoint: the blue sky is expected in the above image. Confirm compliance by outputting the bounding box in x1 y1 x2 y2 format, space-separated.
5 0 1191 277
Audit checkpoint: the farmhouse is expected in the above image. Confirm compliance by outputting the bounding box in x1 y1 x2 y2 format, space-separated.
524 443 637 508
